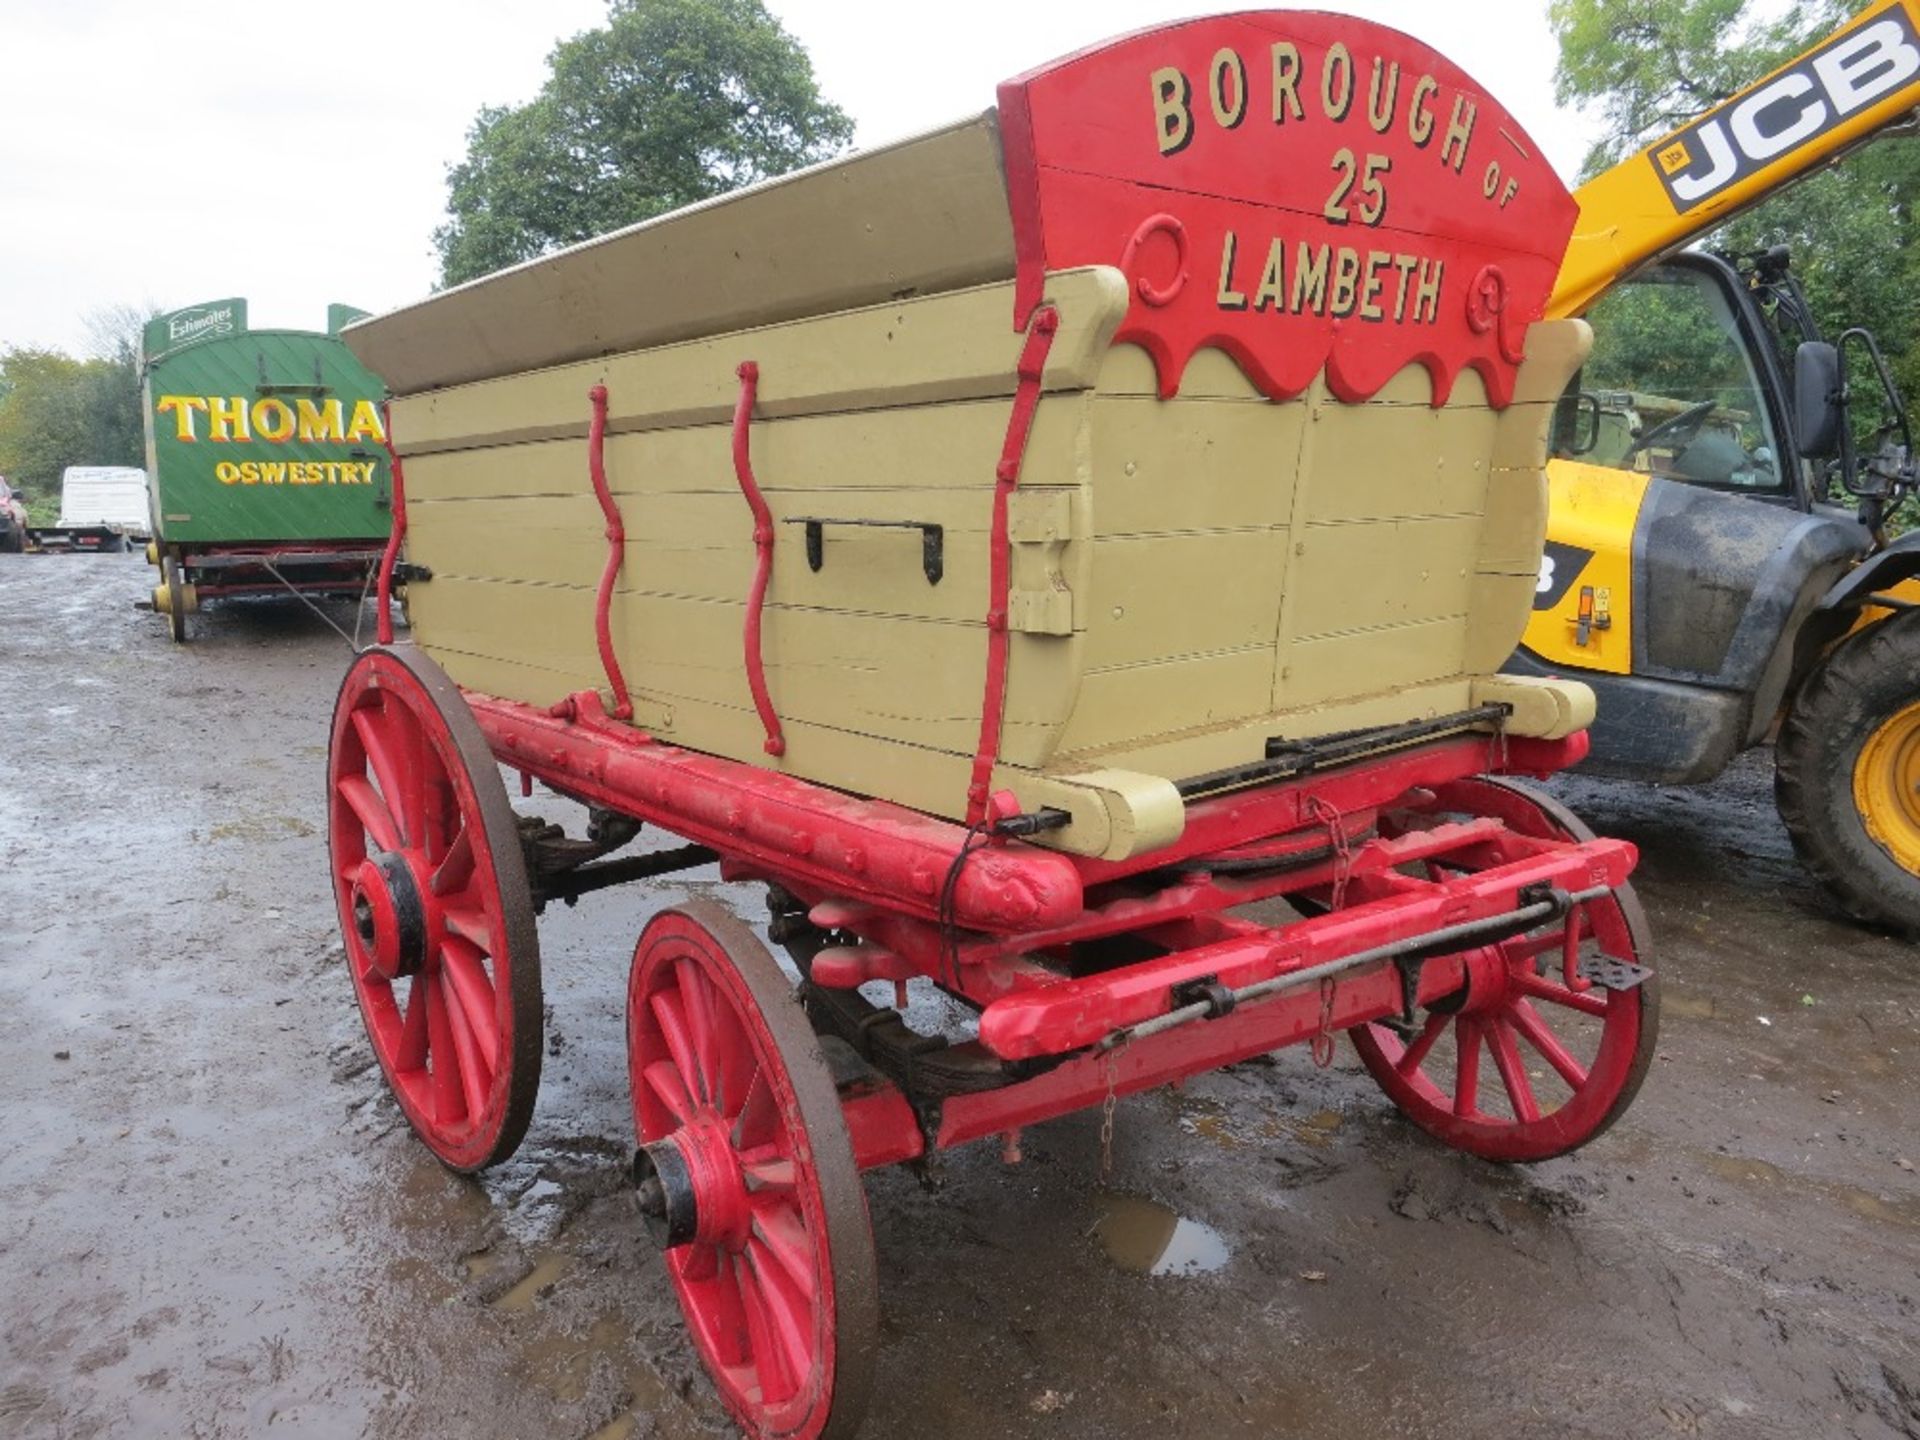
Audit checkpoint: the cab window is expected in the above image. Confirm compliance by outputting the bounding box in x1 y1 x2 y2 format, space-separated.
1572 263 1787 493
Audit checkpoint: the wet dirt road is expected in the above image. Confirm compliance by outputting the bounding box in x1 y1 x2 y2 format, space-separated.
2 553 1917 1440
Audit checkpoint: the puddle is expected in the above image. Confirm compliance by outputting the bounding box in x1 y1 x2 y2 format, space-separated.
491 1253 574 1311
1092 1195 1231 1277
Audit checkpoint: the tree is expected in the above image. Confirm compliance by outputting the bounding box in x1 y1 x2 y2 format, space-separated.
1549 0 1920 402
0 311 149 515
434 0 853 286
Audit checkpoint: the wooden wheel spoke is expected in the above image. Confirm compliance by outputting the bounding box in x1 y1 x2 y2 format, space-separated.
422 974 464 1125
742 1153 798 1191
1508 997 1590 1090
732 1068 776 1147
442 904 493 954
644 1060 698 1124
441 937 501 1073
395 977 430 1070
674 957 726 1106
1486 1015 1541 1123
1453 1018 1483 1118
431 826 474 896
749 1202 817 1299
1394 1011 1450 1077
735 1248 798 1401
352 705 420 849
1513 970 1610 1018
744 1236 815 1389
440 971 492 1125
650 987 709 1107
338 774 403 855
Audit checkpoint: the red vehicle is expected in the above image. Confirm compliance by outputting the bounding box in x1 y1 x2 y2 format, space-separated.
327 14 1658 1439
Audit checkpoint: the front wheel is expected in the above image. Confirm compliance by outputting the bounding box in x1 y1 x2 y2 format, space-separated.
1777 608 1920 935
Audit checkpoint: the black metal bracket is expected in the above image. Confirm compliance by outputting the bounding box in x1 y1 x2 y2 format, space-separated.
1172 974 1237 1020
1179 702 1515 801
786 516 943 585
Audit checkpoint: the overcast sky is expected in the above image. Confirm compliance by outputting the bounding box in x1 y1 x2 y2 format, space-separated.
2 0 1590 357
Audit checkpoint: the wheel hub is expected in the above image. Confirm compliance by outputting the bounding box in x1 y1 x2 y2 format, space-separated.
632 1121 751 1252
350 850 429 981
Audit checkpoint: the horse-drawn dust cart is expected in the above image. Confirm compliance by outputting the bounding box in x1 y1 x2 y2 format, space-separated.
328 13 1658 1437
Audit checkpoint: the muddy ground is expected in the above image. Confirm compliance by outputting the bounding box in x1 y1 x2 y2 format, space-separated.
1 552 1916 1440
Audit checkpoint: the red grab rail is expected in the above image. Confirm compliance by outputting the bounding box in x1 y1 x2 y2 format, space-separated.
374 400 408 647
965 307 1059 824
586 384 635 721
732 361 786 757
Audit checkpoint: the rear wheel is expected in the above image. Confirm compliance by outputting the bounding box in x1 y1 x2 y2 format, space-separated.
1777 609 1920 935
1350 777 1660 1162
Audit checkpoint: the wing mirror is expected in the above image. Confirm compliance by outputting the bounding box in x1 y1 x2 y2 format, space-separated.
1552 390 1602 457
1794 341 1844 459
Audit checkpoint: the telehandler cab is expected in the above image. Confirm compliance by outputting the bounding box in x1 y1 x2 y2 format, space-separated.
1513 0 1920 931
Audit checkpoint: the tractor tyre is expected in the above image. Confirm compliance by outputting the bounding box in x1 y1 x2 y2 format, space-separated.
1776 608 1920 935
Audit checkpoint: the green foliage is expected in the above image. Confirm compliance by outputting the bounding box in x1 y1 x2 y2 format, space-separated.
0 323 147 508
434 0 853 286
1550 0 1920 426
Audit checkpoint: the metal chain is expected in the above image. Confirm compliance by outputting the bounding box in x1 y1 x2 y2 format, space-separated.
1311 975 1338 1068
1305 794 1353 910
1098 1047 1123 1183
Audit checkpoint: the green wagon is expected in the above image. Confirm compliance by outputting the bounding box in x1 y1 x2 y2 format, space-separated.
141 299 394 642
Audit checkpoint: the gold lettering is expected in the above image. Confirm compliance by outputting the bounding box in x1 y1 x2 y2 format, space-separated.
296 397 345 442
1367 59 1400 132
1361 251 1392 320
1271 42 1304 122
261 462 287 485
1413 259 1444 323
1292 242 1330 314
1408 75 1438 146
1329 247 1362 317
1217 230 1248 310
215 461 240 484
1252 239 1288 311
252 398 295 443
1483 159 1502 199
155 395 207 442
1501 176 1521 208
1322 42 1354 120
239 461 260 484
1152 66 1194 155
1441 95 1477 172
1209 48 1247 128
207 395 250 443
1392 254 1420 321
346 401 385 444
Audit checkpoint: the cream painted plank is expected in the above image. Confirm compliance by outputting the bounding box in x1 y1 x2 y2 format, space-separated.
1086 393 1305 535
400 394 1089 503
1081 531 1285 671
347 116 1019 393
1280 617 1469 710
409 577 1078 765
1052 646 1277 756
1302 407 1498 522
1287 516 1483 639
389 268 1126 456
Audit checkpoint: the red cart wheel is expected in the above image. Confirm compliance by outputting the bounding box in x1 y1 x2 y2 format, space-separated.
1350 776 1659 1162
627 901 876 1440
327 645 542 1172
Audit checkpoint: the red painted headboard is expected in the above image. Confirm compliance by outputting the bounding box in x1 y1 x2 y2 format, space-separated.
997 11 1576 407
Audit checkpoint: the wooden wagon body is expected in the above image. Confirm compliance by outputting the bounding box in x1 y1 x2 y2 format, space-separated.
346 37 1593 862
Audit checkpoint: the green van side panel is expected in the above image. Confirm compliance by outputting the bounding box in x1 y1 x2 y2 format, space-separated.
141 309 392 547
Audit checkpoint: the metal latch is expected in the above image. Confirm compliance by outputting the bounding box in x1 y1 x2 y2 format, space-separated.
786 516 943 585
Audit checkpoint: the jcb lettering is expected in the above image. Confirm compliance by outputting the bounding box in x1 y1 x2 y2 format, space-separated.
1655 6 1920 211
